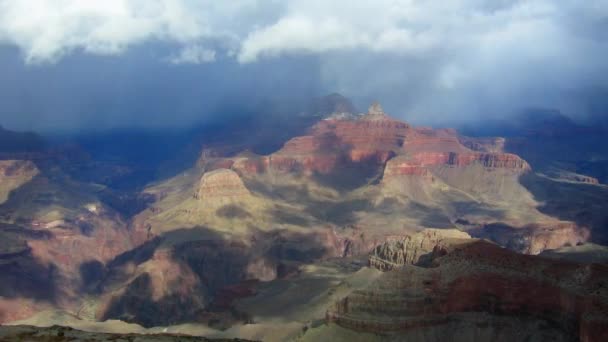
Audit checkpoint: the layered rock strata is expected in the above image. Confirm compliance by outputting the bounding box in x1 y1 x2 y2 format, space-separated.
194 169 250 200
196 103 530 180
328 238 608 341
368 229 471 270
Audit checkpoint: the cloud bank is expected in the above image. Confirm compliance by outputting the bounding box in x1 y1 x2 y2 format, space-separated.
0 0 607 130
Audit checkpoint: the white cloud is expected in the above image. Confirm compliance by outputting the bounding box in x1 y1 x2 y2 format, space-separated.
0 0 604 67
237 0 566 62
0 0 250 63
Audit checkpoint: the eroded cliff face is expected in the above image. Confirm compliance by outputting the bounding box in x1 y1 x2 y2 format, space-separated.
218 104 530 192
199 103 410 176
328 236 608 342
368 229 471 270
380 151 529 189
194 169 251 201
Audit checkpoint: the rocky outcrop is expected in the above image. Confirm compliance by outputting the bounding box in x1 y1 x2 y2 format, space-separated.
390 151 529 171
310 104 409 163
328 239 608 341
365 102 388 118
368 229 471 270
225 102 409 176
194 169 250 200
424 151 529 169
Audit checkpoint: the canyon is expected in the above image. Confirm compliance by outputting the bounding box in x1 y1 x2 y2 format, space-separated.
0 97 607 341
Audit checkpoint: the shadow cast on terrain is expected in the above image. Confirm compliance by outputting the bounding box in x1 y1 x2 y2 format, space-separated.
311 158 384 193
0 251 59 302
101 272 209 328
244 176 372 226
0 223 59 302
519 173 608 244
305 198 372 226
215 204 252 219
79 260 106 294
268 205 313 226
97 190 155 219
449 201 508 222
98 228 242 327
467 222 534 252
309 133 387 193
405 202 454 228
98 226 330 327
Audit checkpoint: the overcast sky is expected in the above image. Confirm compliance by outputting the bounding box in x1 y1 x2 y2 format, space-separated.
0 0 607 132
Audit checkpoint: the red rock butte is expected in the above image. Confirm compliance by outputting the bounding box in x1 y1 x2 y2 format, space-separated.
200 102 530 179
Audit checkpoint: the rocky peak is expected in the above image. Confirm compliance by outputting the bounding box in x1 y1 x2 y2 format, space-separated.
367 102 386 116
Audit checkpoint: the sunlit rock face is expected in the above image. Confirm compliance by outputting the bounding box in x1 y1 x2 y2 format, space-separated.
368 229 471 270
220 102 530 181
218 102 410 176
328 237 608 342
194 168 251 201
382 152 528 182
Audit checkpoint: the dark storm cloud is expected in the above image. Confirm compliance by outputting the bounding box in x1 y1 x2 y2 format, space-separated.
0 45 323 131
0 0 606 131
